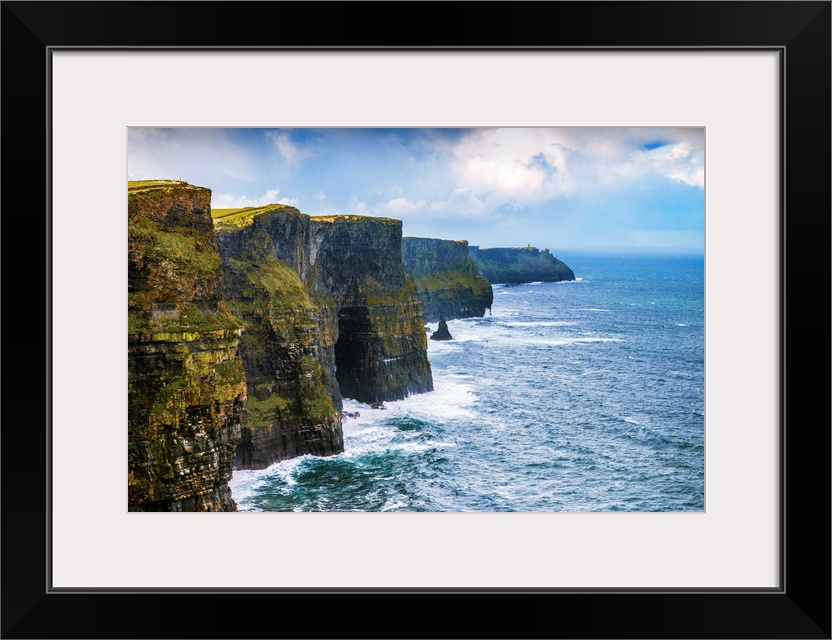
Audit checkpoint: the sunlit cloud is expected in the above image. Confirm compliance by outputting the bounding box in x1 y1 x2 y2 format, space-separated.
373 197 428 216
212 188 298 209
440 127 704 208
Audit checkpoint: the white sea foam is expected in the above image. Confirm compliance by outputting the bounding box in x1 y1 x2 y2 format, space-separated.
380 499 407 512
502 321 576 327
342 376 478 427
477 334 622 348
228 471 262 504
338 411 460 460
428 322 621 349
229 454 311 501
495 335 622 348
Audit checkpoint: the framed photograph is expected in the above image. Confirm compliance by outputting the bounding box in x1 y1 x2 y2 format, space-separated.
3 2 829 638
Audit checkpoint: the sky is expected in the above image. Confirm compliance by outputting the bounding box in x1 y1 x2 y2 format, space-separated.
128 127 704 254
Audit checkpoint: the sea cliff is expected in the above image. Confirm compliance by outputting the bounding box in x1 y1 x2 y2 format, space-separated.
216 206 342 468
401 237 493 322
312 216 434 403
468 245 575 284
215 208 433 469
128 181 247 511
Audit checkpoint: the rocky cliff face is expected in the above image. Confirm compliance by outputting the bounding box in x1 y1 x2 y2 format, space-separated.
312 216 434 403
402 237 493 323
215 209 433 469
215 206 343 470
128 181 247 511
468 245 575 284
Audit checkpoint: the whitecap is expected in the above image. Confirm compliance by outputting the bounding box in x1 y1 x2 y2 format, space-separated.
229 455 309 502
380 500 407 512
502 321 576 327
341 377 478 426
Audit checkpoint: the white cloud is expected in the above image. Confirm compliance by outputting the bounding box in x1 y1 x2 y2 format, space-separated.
369 188 507 222
447 128 576 204
438 128 704 208
266 131 311 163
373 197 428 216
211 188 299 209
630 141 704 188
346 127 703 234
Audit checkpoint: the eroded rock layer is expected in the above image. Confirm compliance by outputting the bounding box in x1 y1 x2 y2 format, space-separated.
216 207 343 469
312 216 434 404
215 209 433 469
128 182 246 511
468 245 575 284
402 237 493 322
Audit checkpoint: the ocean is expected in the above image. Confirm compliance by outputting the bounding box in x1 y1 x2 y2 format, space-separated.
229 252 705 512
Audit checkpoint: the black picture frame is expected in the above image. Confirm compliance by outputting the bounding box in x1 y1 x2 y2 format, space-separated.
2 2 829 638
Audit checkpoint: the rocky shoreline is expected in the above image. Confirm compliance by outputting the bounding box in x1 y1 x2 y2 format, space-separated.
127 180 574 510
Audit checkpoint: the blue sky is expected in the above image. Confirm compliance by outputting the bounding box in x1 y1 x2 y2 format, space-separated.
128 127 704 253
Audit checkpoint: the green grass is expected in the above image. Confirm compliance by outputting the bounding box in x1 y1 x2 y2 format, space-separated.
128 179 188 190
225 255 314 309
129 217 221 276
311 214 400 224
210 208 247 219
212 204 298 231
214 204 295 228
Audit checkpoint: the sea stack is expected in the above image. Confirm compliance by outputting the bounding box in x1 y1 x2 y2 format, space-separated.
430 318 453 341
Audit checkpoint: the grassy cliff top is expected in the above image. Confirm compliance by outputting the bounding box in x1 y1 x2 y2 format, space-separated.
311 214 400 225
403 236 469 245
477 245 548 252
212 204 300 232
128 179 202 192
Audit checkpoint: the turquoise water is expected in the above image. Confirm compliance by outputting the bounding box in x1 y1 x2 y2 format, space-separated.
230 253 704 512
